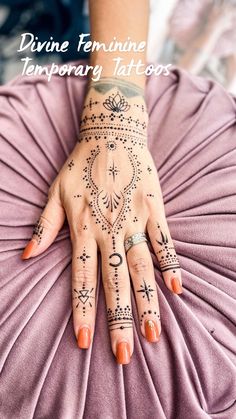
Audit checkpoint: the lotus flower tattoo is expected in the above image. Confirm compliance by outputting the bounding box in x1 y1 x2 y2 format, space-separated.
103 93 130 112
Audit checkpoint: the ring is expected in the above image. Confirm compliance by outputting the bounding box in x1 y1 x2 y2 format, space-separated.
124 232 148 253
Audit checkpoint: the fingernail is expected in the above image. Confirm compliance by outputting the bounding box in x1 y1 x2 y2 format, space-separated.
116 341 131 365
21 239 38 260
145 320 159 342
171 277 183 294
77 326 91 349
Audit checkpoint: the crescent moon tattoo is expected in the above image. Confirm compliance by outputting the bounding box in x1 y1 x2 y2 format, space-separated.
109 253 123 267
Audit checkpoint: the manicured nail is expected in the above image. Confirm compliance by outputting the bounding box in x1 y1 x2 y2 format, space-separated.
145 320 159 342
116 341 131 365
21 239 38 260
171 277 183 294
77 326 91 349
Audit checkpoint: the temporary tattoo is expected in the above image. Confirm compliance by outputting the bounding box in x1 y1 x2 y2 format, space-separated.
105 140 117 151
133 216 138 223
73 194 82 198
77 247 91 267
140 310 160 326
107 161 120 181
109 253 123 267
136 279 155 302
103 92 130 112
147 166 152 173
80 112 147 130
90 77 144 98
68 159 74 170
33 218 44 244
107 305 133 331
147 194 154 198
134 103 145 112
83 98 100 110
83 225 88 230
83 144 142 235
102 192 121 212
156 223 180 273
72 284 95 316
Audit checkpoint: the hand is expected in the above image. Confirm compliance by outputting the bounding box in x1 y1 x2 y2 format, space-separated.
21 77 183 364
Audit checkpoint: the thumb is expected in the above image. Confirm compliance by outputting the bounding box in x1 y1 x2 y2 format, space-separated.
21 180 65 260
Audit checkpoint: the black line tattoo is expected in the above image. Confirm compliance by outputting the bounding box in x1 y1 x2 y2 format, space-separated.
72 284 95 316
107 161 120 181
103 92 130 112
109 253 123 267
156 223 180 273
136 279 155 302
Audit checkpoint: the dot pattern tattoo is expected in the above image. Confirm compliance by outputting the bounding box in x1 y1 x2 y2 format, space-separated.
68 159 74 170
156 223 180 273
140 310 160 326
77 247 91 267
82 144 142 235
33 218 44 244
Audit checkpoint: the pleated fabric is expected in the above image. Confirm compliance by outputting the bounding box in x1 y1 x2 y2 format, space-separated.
0 66 236 419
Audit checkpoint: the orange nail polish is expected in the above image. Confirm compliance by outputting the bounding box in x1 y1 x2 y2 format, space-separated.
21 239 38 260
116 341 131 365
171 277 183 294
77 326 91 349
145 320 159 342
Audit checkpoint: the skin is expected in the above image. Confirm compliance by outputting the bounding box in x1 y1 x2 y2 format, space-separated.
22 0 183 363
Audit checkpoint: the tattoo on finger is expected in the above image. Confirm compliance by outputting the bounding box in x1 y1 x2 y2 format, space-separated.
156 223 180 274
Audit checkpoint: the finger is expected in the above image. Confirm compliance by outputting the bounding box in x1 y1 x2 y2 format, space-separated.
100 235 133 365
71 237 98 350
147 215 183 295
126 240 161 343
21 181 65 260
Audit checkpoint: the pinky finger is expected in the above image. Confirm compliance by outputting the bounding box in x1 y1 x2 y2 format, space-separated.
147 217 183 295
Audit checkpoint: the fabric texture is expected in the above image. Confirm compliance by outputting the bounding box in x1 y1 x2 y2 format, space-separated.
0 66 236 419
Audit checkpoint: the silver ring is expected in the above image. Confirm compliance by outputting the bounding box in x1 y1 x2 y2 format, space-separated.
124 232 148 253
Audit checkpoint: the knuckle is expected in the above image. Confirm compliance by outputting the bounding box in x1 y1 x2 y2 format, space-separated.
130 257 149 273
72 268 95 287
103 270 127 290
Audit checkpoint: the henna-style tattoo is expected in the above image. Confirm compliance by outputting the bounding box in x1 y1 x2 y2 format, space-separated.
156 223 180 273
68 159 74 170
33 218 44 244
109 253 123 267
107 161 120 181
77 247 91 267
103 92 130 112
72 284 95 316
82 144 142 235
140 310 160 326
136 279 155 302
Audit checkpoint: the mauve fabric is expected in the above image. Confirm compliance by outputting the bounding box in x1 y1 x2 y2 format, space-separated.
0 66 236 419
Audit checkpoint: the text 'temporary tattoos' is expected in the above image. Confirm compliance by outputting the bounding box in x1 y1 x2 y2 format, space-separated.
156 223 180 274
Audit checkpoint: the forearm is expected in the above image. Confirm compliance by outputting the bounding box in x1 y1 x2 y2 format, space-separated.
88 0 149 88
